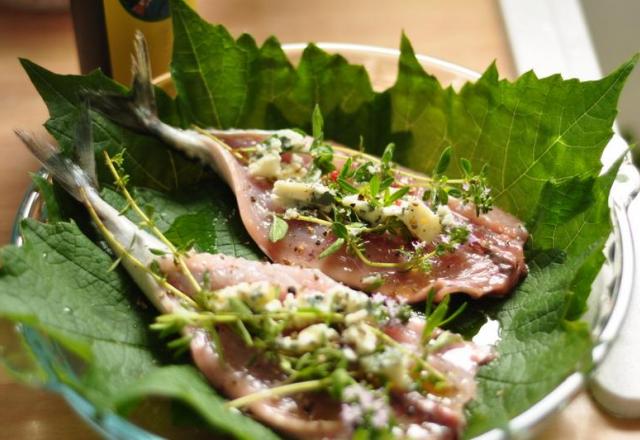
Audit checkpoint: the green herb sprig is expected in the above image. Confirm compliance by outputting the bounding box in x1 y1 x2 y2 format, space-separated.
252 109 493 274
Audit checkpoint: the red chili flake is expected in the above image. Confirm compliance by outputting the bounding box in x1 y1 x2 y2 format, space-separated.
329 170 339 181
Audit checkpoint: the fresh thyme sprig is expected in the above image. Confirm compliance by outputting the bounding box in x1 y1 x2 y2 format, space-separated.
104 150 202 295
99 151 228 358
250 109 493 274
81 189 199 310
423 147 493 215
95 149 460 429
151 283 456 412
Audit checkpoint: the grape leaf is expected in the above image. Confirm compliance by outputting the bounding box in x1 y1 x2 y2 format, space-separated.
0 220 277 439
8 0 636 438
20 59 206 192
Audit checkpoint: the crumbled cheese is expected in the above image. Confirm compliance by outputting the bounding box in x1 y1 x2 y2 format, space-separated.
271 129 309 152
204 281 280 312
345 309 369 325
343 323 378 354
247 130 311 180
248 153 281 178
283 208 300 220
277 323 338 353
263 298 283 312
329 287 370 313
296 290 334 313
278 153 308 180
338 194 441 244
360 347 411 389
272 180 333 205
240 282 280 311
342 347 357 362
265 136 283 151
340 194 383 223
437 205 456 228
401 197 441 243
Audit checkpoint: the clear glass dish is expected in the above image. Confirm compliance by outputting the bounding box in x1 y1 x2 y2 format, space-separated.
10 43 640 439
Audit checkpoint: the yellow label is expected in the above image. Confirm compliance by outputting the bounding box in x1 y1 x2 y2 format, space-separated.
103 0 197 85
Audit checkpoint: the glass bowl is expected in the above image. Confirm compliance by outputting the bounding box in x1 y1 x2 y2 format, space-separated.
10 43 640 439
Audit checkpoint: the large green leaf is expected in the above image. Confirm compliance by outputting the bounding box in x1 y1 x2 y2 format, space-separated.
0 219 276 439
6 0 635 438
20 59 206 192
170 0 258 128
386 36 636 224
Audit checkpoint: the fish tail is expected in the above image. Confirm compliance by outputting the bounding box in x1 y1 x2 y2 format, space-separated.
86 31 158 133
15 102 99 202
16 129 95 202
74 100 99 187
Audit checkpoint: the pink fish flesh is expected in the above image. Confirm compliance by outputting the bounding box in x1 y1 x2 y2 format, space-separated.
201 129 528 303
161 253 495 439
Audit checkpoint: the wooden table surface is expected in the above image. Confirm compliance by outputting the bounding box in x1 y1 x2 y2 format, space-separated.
0 1 638 439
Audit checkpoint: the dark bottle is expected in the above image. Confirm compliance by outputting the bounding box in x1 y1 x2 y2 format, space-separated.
70 0 111 76
69 0 197 84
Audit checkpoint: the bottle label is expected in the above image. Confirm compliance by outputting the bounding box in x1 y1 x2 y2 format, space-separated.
118 0 170 22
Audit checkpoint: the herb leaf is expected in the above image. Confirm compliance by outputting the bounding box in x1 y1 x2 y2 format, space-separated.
268 214 289 242
319 238 346 258
434 146 452 176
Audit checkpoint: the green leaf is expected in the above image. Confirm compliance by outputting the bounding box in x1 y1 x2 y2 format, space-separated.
459 158 472 176
386 35 637 223
311 143 335 174
369 174 381 196
165 209 217 253
312 104 324 142
0 220 275 438
31 174 61 223
384 186 410 206
339 157 354 179
422 295 450 342
0 220 157 398
434 146 452 175
381 143 395 166
14 4 637 438
112 365 279 440
268 214 289 242
336 177 359 195
170 0 258 128
463 243 598 438
331 222 349 240
20 59 206 192
318 238 345 258
102 183 261 260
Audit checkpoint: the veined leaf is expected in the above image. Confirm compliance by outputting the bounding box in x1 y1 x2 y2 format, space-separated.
9 0 636 437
